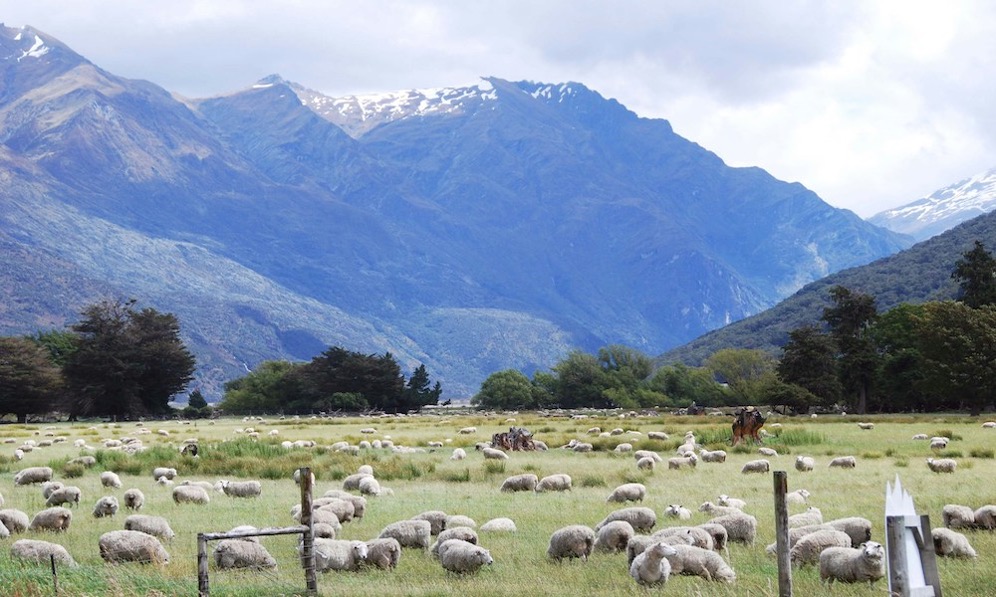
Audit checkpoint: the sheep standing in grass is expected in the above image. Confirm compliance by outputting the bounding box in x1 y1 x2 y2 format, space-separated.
500 474 538 492
0 509 29 534
92 496 119 518
99 530 170 564
11 539 77 567
795 456 815 472
789 507 823 528
789 530 852 567
172 485 210 505
358 476 382 496
14 466 53 486
151 467 177 481
828 456 857 469
973 505 996 529
819 541 885 586
636 457 656 471
28 507 72 532
594 520 635 553
100 471 122 488
665 544 736 582
219 480 262 498
629 542 677 585
411 511 448 536
607 483 646 503
430 527 479 557
664 504 691 520
536 474 572 492
547 525 596 561
741 459 770 474
826 517 873 547
942 504 975 529
698 449 727 463
45 486 82 508
480 518 516 533
926 458 957 473
450 448 467 461
438 539 493 574
364 538 402 569
380 520 432 549
596 507 656 533
124 514 175 541
667 453 697 470
709 513 757 546
311 539 368 572
123 489 144 511
214 539 277 570
932 528 977 558
482 447 508 460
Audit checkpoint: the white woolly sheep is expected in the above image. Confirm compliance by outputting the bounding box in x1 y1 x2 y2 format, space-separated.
795 456 815 472
932 527 977 558
607 483 646 503
926 458 957 473
789 507 824 528
786 489 811 505
709 513 757 546
100 471 123 488
181 480 215 492
666 544 736 582
912 433 928 440
480 518 516 532
650 526 713 551
698 449 727 463
92 496 119 518
633 450 663 463
764 524 836 555
571 442 593 452
380 519 432 549
675 442 696 456
151 467 177 481
629 541 677 585
310 538 368 572
322 493 366 519
984 421 996 428
595 520 635 553
0 509 30 533
45 486 82 508
536 473 572 493
14 466 53 486
446 514 476 529
929 437 949 450
973 505 996 529
741 459 770 474
450 448 467 461
123 489 145 511
172 485 210 505
647 431 669 440
316 499 355 523
219 480 263 498
358 476 382 496
364 538 402 570
942 504 976 529
547 525 596 561
124 514 175 541
430 527 479 557
825 517 873 547
214 539 277 569
664 504 691 520
717 495 747 509
758 447 779 457
69 456 96 468
28 507 72 532
458 427 477 434
697 522 729 553
828 456 857 469
819 541 885 586
614 443 633 453
698 502 741 518
100 530 170 564
11 539 77 567
226 525 261 543
500 474 538 492
857 422 875 430
790 529 852 567
636 457 656 471
596 507 657 533
341 472 373 490
668 453 697 470
412 511 448 536
438 539 493 574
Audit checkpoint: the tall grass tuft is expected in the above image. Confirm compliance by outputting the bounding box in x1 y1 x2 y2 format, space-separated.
970 448 995 459
442 468 471 483
579 475 606 488
774 428 826 446
482 460 506 475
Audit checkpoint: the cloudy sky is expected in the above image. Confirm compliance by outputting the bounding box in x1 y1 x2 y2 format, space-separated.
6 1 996 217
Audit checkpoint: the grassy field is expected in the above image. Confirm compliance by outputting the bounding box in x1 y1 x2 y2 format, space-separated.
0 410 993 596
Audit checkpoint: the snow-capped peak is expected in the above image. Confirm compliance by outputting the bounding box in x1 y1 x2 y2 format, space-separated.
17 33 49 61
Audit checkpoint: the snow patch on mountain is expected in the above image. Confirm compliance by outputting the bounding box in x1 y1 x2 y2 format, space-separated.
17 34 48 61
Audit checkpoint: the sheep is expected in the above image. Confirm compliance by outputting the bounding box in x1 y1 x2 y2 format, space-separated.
14 466 53 486
698 448 727 463
458 427 477 434
11 539 78 567
547 525 596 561
926 458 957 473
929 437 949 450
124 514 176 541
758 447 779 457
0 509 30 533
667 453 698 470
41 482 64 500
438 539 493 574
100 530 170 564
451 448 467 460
675 442 696 456
311 539 368 572
412 511 448 536
857 422 875 430
697 522 729 553
665 544 736 582
789 507 824 528
717 495 747 510
100 471 123 488
634 450 663 463
430 527 479 557
973 505 996 529
741 459 770 474
594 520 635 553
596 507 656 533
446 515 477 530
380 519 432 549
28 507 72 532
650 526 714 551
912 433 929 440
819 541 885 586
825 517 873 547
69 455 96 467
92 496 119 518
292 469 315 486
614 443 633 453
219 480 263 498
181 480 215 492
214 539 277 570
342 472 373 490
536 474 572 492
226 525 261 543
317 499 355 523
172 485 210 505
123 489 145 511
323 491 367 519
984 421 996 428
364 538 402 570
786 489 811 505
764 524 836 555
942 504 976 529
357 476 383 497
45 486 82 508
629 541 677 585
664 504 691 520
709 513 757 546
648 431 669 440
795 456 815 472
151 467 177 481
636 457 656 471
789 529 852 567
480 518 517 532
607 483 646 503
932 527 977 558
500 474 538 492
828 456 857 469
698 501 741 518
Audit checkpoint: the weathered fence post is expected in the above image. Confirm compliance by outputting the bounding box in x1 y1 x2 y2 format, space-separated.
773 470 792 596
197 532 209 597
299 466 317 595
50 553 58 596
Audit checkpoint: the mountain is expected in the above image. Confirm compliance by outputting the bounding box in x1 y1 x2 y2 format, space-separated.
869 167 996 241
659 207 996 366
0 25 911 399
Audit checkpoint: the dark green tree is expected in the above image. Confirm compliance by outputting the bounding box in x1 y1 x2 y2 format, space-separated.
291 347 404 413
647 363 731 407
182 389 211 419
822 286 878 414
220 360 299 414
777 325 841 409
28 330 79 367
952 240 996 308
0 336 63 422
705 348 777 405
551 350 611 408
473 369 536 409
400 364 442 412
870 304 929 412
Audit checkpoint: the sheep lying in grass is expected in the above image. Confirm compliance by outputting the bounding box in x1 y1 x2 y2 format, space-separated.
942 504 975 529
698 502 741 518
789 507 823 528
741 459 770 474
536 474 572 493
666 544 736 582
11 539 77 567
607 483 646 503
697 523 728 554
664 504 691 520
629 542 677 585
717 495 746 509
0 509 29 534
932 527 977 558
92 496 119 518
480 518 517 533
380 520 432 549
214 539 277 570
14 466 53 486
311 539 368 572
547 525 596 561
124 514 175 541
708 513 756 546
364 538 402 570
819 541 885 587
99 530 170 564
500 474 538 493
28 507 72 532
219 480 262 498
828 456 857 469
926 458 957 473
596 507 656 533
594 520 635 553
795 456 815 472
786 489 811 505
790 529 852 567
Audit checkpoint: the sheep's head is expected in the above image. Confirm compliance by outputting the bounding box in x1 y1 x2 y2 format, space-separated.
352 541 369 561
649 542 678 558
861 541 884 562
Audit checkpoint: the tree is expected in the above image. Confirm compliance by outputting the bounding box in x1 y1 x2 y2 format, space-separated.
182 389 211 419
550 350 611 408
0 336 63 422
952 240 996 308
705 348 777 404
777 325 841 409
822 286 878 414
62 299 195 418
290 347 405 413
28 330 78 367
220 360 299 414
647 363 731 407
400 364 442 412
870 304 929 412
473 369 536 409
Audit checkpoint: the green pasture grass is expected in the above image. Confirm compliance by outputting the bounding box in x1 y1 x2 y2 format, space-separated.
1 414 995 595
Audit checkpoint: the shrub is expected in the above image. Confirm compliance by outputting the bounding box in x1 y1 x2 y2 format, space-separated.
62 462 85 478
579 475 606 488
970 448 995 459
442 468 471 483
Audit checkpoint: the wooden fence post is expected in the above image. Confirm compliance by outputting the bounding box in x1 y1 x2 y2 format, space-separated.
300 467 317 595
773 470 792 596
197 532 209 597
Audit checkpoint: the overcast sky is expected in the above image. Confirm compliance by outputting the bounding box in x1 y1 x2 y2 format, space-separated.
5 1 996 217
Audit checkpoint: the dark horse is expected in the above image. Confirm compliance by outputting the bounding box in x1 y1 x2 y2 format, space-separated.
731 406 765 446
